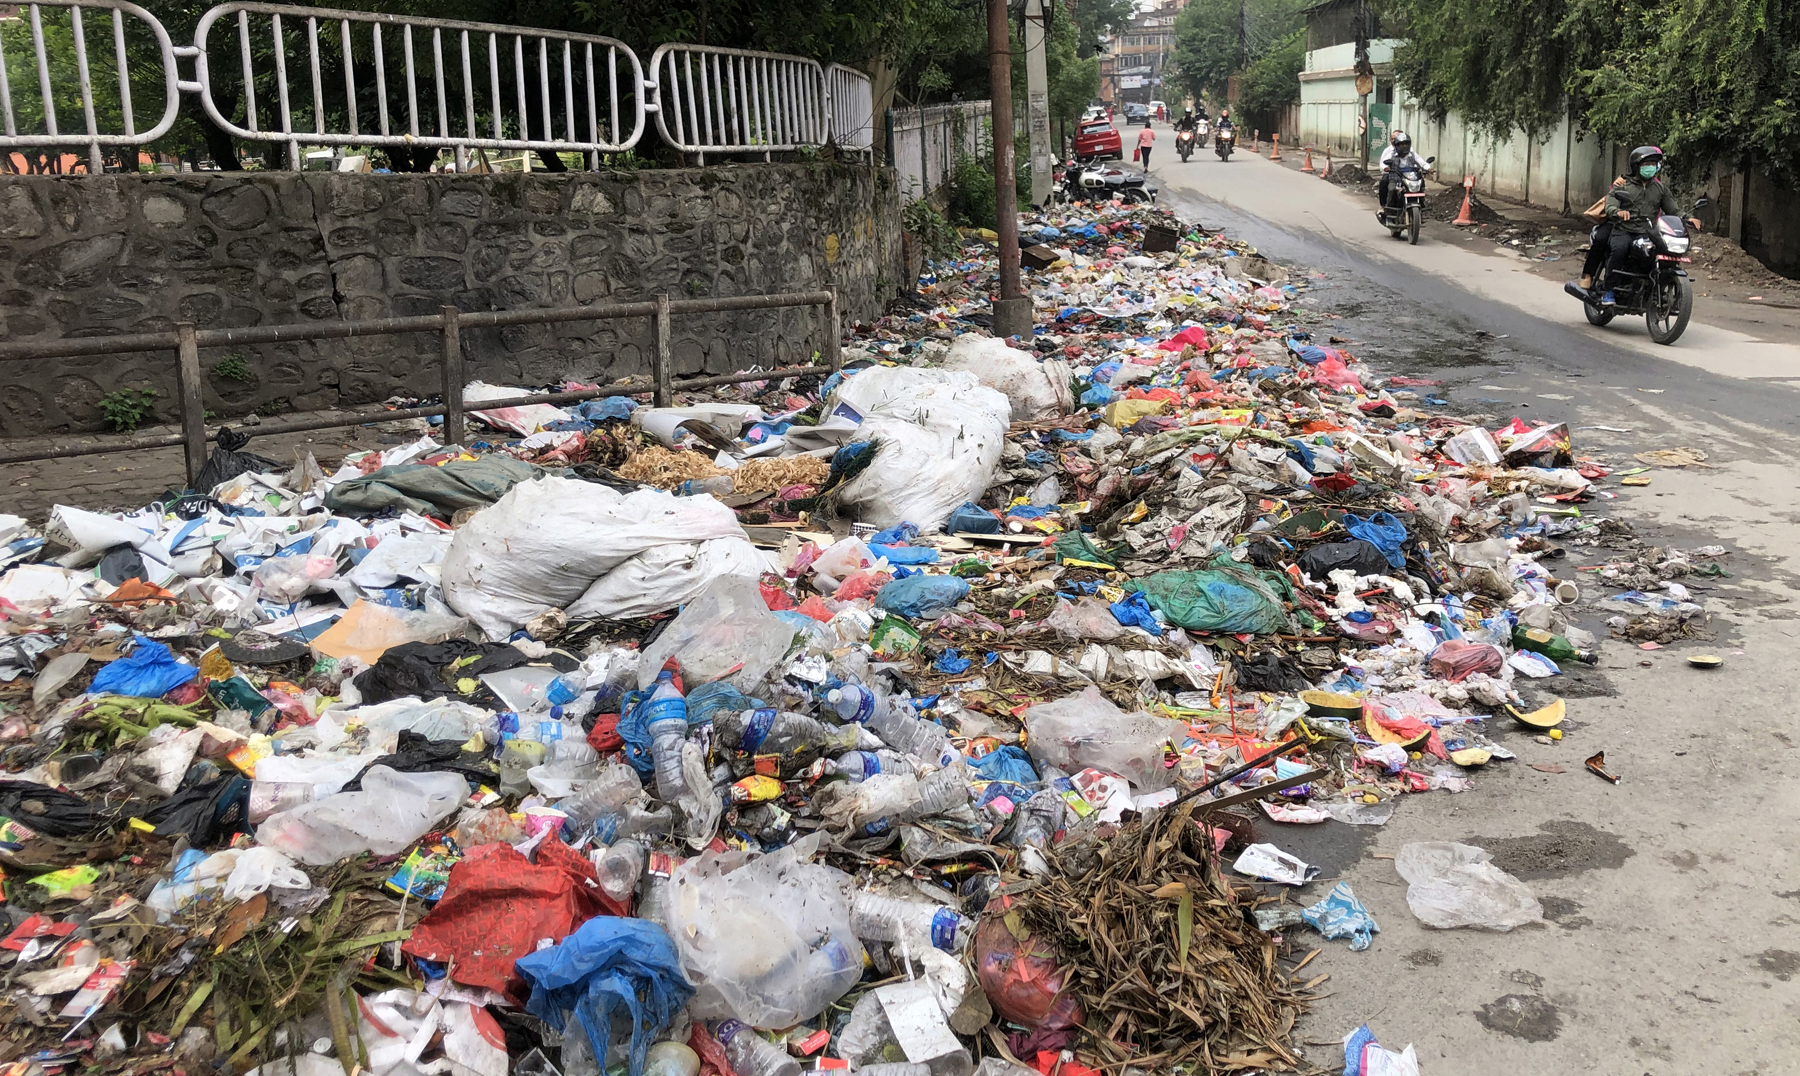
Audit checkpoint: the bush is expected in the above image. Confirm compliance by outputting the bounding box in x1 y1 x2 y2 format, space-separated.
903 199 961 260
98 388 158 432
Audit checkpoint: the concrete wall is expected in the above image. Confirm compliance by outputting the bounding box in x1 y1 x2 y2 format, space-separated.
1391 101 1618 214
1743 171 1800 277
0 164 903 436
1298 40 1401 161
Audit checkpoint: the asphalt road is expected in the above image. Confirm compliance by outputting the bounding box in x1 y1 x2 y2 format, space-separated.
1141 141 1800 1073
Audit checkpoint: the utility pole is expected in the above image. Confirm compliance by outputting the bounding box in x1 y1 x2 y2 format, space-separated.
1024 0 1053 206
987 0 1030 339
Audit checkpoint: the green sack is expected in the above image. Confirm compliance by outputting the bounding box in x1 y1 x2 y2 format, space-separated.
1127 555 1293 634
325 457 541 519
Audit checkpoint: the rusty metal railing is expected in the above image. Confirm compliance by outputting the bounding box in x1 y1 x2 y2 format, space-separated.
0 288 840 484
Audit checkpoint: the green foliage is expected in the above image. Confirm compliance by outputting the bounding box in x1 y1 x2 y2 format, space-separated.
255 397 291 418
1237 31 1305 120
1170 0 1309 107
1393 0 1800 183
944 152 999 229
902 199 961 259
1073 0 1138 55
213 355 254 383
98 389 158 432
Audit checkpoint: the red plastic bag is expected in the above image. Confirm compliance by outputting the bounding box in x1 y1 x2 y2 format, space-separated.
1157 325 1210 352
974 907 1083 1033
835 570 892 602
796 595 835 623
1427 640 1505 683
402 835 624 1002
760 574 798 611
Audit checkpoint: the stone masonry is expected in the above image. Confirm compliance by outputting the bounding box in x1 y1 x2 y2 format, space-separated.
0 163 903 436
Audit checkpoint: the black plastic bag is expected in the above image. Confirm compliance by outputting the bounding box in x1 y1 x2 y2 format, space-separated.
0 781 116 838
1232 650 1310 692
192 427 281 493
1296 539 1391 581
340 731 496 792
137 775 250 845
351 641 575 705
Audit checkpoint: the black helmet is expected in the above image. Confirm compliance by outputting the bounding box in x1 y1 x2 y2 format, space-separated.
1628 145 1665 172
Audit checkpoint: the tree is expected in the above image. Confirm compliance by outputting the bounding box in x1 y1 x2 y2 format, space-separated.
1236 29 1303 124
1389 0 1584 138
1071 0 1135 56
1169 0 1242 105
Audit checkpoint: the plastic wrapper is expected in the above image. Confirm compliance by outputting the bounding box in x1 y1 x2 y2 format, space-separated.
1021 688 1185 792
1427 640 1505 682
310 601 469 665
252 554 339 603
1393 841 1543 930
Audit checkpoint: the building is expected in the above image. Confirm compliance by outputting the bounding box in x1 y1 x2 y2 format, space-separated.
1101 0 1186 108
1295 0 1400 162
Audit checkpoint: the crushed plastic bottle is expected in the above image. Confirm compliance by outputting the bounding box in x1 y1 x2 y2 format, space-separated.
643 667 690 802
714 708 859 772
556 761 644 831
823 749 912 782
850 891 976 952
829 685 955 766
710 1021 799 1076
593 838 644 902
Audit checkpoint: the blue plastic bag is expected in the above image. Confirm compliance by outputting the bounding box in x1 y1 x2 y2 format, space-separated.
875 575 970 619
969 745 1038 785
685 681 763 727
89 638 198 699
515 917 695 1076
933 648 972 674
1081 384 1115 408
869 542 940 565
1301 881 1379 951
870 522 921 546
1344 511 1408 568
572 396 637 421
1109 591 1164 636
947 502 1000 534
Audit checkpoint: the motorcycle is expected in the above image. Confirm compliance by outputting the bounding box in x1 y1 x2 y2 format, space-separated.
1562 196 1706 345
1056 157 1157 204
1196 118 1209 147
1214 126 1235 161
1377 156 1435 244
1176 128 1196 162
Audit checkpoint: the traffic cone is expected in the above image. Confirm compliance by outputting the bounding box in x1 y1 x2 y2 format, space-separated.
1320 153 1331 179
1269 134 1282 161
1252 129 1260 152
1301 145 1315 172
1452 175 1478 226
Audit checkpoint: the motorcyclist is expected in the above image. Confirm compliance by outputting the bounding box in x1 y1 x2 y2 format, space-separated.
1176 110 1197 133
1376 130 1431 221
1598 146 1703 306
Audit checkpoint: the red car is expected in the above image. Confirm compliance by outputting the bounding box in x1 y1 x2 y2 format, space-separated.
1074 119 1123 161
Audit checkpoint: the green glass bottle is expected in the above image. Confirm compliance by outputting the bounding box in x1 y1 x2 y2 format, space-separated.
1512 626 1598 665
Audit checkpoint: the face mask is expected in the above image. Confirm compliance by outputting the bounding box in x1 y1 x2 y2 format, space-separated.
1639 164 1660 179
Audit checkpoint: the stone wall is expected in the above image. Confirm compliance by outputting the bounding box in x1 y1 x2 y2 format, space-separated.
0 163 903 435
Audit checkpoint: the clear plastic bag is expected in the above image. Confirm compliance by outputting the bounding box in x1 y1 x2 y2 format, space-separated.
636 574 794 692
255 765 469 865
1021 687 1186 792
1393 841 1542 930
252 554 339 603
663 833 864 1027
810 538 875 594
310 600 469 665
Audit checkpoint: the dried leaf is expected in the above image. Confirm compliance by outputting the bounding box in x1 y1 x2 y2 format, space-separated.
213 894 268 954
1152 881 1188 899
1529 763 1567 774
1176 892 1193 972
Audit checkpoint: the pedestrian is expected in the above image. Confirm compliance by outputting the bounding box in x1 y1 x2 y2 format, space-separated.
1137 120 1155 172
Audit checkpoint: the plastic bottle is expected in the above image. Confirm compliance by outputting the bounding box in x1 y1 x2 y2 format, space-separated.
593 838 644 902
557 762 644 831
637 871 674 931
592 802 675 843
829 686 955 765
823 749 911 782
643 668 690 803
1512 625 1598 665
714 708 859 767
849 892 975 952
710 1021 799 1076
674 476 733 497
498 739 548 798
907 764 970 818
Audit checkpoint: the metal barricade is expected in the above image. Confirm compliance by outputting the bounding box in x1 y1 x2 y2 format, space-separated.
648 42 825 163
825 62 872 155
190 2 646 169
0 0 181 172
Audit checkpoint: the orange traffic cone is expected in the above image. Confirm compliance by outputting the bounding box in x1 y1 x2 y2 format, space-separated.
1269 134 1282 161
1452 175 1478 226
1301 145 1315 173
1320 153 1332 179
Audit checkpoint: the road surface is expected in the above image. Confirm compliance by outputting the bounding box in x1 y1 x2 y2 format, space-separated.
1145 138 1800 1074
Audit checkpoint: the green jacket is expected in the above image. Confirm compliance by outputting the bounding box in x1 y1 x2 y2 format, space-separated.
1604 177 1681 234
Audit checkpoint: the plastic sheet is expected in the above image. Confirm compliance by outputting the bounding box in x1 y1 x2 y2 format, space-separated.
1394 842 1543 930
1021 688 1185 792
1126 560 1292 635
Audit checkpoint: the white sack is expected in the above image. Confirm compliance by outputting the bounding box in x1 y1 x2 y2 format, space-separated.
441 477 747 638
940 335 1072 420
568 537 772 620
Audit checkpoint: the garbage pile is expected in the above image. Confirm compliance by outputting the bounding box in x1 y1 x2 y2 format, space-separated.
0 198 1730 1076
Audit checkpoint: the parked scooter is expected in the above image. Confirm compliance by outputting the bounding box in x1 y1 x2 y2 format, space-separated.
1054 157 1157 204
